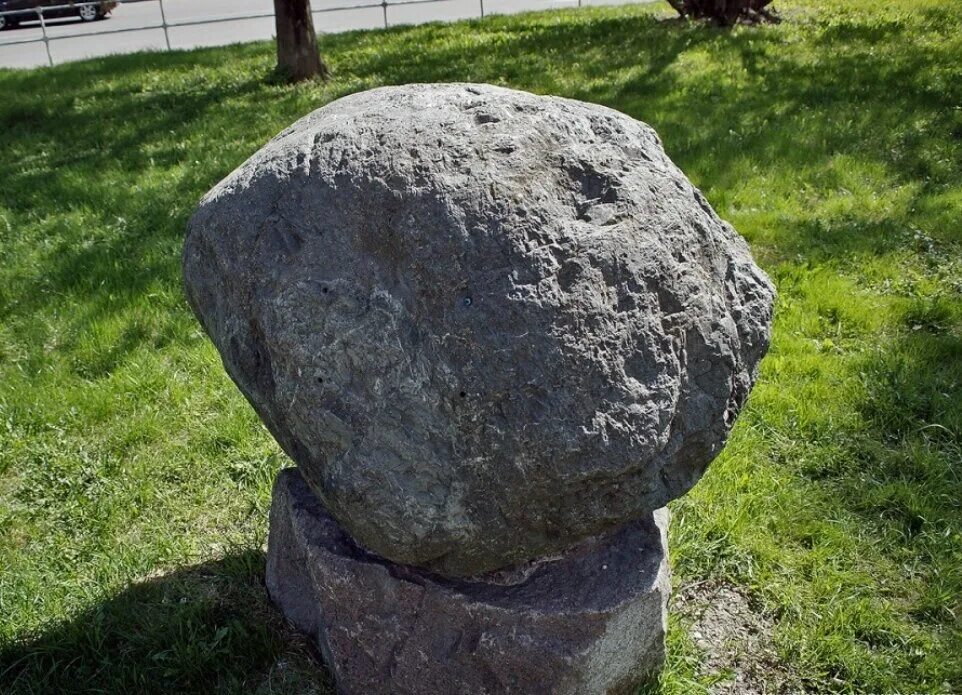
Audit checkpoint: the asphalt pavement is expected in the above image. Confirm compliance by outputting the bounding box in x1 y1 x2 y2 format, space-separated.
0 0 645 69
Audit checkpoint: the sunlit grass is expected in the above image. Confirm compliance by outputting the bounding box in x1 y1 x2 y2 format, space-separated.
1 0 960 691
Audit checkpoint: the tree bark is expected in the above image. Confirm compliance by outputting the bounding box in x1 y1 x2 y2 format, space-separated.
274 0 329 82
667 0 777 24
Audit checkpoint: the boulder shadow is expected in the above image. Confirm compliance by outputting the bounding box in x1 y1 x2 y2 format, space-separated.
0 549 334 694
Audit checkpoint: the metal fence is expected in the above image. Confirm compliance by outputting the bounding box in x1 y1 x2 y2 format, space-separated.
0 0 593 67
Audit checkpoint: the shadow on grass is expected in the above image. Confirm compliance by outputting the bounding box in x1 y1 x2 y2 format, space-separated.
0 550 333 694
847 317 962 621
789 315 962 681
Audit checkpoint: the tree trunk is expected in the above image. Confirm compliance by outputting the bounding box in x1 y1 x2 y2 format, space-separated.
274 0 329 82
667 0 777 24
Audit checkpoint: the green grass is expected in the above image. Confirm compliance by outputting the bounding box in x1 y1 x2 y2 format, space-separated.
1 0 960 691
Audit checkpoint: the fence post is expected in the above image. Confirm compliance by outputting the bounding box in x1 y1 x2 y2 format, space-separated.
480 0 485 17
37 6 53 67
381 0 388 28
157 0 172 51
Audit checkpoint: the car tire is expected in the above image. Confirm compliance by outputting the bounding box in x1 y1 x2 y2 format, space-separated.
78 4 102 22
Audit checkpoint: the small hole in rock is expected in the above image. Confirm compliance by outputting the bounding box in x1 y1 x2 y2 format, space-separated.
322 287 329 294
462 297 473 307
459 391 467 398
316 377 324 384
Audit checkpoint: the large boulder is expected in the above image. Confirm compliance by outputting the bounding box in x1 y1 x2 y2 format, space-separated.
184 83 774 577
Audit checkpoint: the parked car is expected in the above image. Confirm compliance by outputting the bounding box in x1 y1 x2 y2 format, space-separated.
0 1 117 29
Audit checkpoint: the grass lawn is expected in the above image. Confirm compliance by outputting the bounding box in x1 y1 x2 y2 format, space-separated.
1 0 960 691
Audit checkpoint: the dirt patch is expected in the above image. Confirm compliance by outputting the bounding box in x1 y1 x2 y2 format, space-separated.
675 580 801 694
255 656 333 695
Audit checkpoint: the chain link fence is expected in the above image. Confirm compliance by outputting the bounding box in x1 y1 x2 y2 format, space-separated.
0 0 602 67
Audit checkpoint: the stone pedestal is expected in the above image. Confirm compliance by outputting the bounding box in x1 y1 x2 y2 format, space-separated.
266 468 670 695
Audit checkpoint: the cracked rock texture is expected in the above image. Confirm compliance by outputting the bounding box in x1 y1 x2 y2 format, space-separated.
266 468 670 695
184 83 775 577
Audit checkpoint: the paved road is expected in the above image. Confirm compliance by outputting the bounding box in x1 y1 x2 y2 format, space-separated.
0 0 644 69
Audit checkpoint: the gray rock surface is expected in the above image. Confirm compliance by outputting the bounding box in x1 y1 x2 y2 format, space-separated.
184 83 775 576
266 467 670 695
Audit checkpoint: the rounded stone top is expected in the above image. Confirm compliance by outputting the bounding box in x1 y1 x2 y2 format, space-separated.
183 83 775 577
